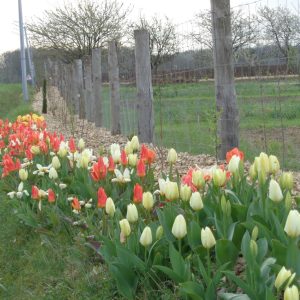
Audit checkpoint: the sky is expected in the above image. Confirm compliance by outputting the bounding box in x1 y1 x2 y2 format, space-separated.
0 0 299 54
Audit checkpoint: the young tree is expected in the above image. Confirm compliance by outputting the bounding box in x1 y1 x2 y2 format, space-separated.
132 15 178 73
27 0 130 61
258 6 300 67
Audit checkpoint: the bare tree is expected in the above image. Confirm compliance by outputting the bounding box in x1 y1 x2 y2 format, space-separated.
258 6 300 66
27 0 130 61
192 8 257 54
132 15 178 73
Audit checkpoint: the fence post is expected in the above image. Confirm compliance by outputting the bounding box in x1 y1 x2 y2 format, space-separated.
74 59 85 119
83 55 93 122
134 29 154 143
108 41 121 135
211 0 239 159
92 48 103 126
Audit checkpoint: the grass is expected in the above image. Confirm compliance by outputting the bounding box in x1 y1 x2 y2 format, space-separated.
0 83 35 120
100 77 300 170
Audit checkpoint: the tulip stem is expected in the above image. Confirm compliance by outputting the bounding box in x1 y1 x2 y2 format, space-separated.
207 249 211 278
178 239 182 255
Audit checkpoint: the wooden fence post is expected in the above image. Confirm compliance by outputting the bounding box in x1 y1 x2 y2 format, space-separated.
134 29 154 143
92 48 103 126
211 0 239 159
74 59 85 119
108 41 121 135
83 55 93 122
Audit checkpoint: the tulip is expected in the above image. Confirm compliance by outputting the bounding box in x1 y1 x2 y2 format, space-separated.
212 168 227 187
133 183 143 204
167 148 177 164
139 226 153 247
47 189 56 203
251 226 259 241
158 178 167 195
110 143 121 163
119 219 131 237
52 156 61 169
250 239 258 257
105 197 115 217
284 285 299 300
156 225 163 240
269 179 283 202
165 181 179 201
284 210 300 238
275 266 293 289
180 184 192 202
172 214 187 239
136 159 146 177
201 227 216 249
249 164 257 181
126 204 138 223
128 154 138 167
19 168 28 181
78 138 85 150
269 155 280 174
142 192 154 210
228 155 240 173
280 172 294 190
49 167 58 179
125 141 133 155
258 152 270 174
97 187 107 208
30 145 40 155
57 142 68 157
130 135 140 151
192 170 205 189
79 154 89 169
189 192 203 211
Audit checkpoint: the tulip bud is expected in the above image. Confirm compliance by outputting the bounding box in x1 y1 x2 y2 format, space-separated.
172 214 187 239
201 227 216 249
125 141 133 155
57 142 68 157
284 285 299 300
269 179 283 202
156 225 163 240
78 138 85 150
51 156 61 169
119 219 131 237
128 154 138 167
192 170 205 189
180 184 192 202
19 169 28 181
130 135 140 151
269 155 280 174
213 169 227 187
30 145 40 155
228 155 240 173
79 155 89 169
280 172 294 190
251 226 259 241
126 203 138 223
110 143 121 163
139 226 153 247
105 197 115 217
142 192 154 210
275 266 293 289
49 167 58 179
250 239 258 257
259 152 270 174
167 148 177 164
189 192 203 211
249 164 257 181
284 210 300 238
165 181 179 201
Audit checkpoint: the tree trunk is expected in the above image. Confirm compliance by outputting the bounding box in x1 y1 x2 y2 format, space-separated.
211 0 239 159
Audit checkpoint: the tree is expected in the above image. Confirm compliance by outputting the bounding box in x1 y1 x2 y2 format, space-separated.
192 8 257 54
132 15 178 73
27 0 130 61
257 6 300 67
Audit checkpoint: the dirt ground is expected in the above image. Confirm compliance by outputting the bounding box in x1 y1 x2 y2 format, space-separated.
32 88 300 194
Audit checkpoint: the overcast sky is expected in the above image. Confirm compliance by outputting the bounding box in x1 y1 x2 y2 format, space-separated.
0 0 299 54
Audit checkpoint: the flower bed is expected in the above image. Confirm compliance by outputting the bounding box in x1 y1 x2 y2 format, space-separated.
0 114 300 300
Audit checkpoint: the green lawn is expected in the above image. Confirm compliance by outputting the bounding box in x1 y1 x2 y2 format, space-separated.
100 78 300 170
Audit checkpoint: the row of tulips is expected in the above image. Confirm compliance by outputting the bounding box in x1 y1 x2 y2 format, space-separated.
0 114 300 299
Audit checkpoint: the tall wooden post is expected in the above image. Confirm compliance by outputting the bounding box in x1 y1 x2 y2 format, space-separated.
211 0 239 159
108 41 121 135
74 59 85 119
83 55 93 122
134 29 154 143
92 48 103 126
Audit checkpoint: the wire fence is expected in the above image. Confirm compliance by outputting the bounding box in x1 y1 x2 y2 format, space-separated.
45 0 300 170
